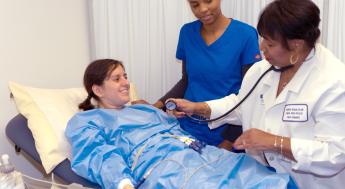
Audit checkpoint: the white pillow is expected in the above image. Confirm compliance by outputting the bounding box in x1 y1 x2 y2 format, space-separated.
8 81 139 173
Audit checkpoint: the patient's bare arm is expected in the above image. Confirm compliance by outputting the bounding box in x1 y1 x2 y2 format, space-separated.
123 184 134 189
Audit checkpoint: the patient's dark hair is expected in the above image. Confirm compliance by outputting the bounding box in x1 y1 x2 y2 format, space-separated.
257 0 320 49
79 59 124 111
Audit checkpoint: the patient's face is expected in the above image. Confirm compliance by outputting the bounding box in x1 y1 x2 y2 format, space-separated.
96 66 130 109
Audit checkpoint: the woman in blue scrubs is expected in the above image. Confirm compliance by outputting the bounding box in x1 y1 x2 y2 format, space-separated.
65 59 294 189
150 0 262 148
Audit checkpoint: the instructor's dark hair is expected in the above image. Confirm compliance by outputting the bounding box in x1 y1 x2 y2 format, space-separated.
257 0 320 49
79 59 124 111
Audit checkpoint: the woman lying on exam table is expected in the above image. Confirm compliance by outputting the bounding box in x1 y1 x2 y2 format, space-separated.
64 59 295 189
169 0 345 189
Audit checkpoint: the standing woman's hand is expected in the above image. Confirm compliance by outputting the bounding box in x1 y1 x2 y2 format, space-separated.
234 128 296 161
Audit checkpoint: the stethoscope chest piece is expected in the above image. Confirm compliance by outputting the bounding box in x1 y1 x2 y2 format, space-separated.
165 100 177 111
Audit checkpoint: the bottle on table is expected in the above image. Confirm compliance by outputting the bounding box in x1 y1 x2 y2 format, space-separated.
0 154 25 189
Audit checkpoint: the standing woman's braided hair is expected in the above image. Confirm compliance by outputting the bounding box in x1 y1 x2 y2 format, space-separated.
79 59 124 111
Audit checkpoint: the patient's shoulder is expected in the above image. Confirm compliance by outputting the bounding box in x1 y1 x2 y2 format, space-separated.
67 109 110 129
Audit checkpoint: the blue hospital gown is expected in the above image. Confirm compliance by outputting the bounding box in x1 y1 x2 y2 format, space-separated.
65 104 294 189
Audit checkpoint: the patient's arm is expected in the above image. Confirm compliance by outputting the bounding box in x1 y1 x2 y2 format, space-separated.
120 180 135 189
124 184 135 189
65 113 136 189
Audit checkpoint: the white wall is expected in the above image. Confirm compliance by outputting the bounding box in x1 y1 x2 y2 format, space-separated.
0 0 90 179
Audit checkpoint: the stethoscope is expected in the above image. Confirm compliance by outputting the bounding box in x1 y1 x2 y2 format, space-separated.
165 64 294 123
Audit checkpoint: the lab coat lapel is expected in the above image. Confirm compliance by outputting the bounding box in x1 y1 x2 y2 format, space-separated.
261 71 280 112
276 51 316 104
266 50 317 109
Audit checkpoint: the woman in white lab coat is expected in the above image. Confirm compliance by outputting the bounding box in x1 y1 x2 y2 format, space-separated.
169 0 345 188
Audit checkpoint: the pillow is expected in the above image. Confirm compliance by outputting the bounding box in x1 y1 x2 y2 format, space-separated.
8 81 139 173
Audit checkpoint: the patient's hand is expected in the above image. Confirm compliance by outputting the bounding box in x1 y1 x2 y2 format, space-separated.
152 100 164 109
131 100 165 110
123 184 135 189
131 99 150 105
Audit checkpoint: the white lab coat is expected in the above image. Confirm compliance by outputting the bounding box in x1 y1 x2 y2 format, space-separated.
207 44 345 189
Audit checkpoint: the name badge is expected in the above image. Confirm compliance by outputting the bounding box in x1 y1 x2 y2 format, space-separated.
282 104 308 122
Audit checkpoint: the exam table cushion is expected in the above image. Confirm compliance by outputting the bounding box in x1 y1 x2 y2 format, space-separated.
8 81 87 173
8 81 139 173
6 114 100 188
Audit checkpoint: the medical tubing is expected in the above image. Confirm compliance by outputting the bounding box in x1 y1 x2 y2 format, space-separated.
135 159 185 189
136 154 227 189
130 132 170 171
188 65 277 123
133 134 189 188
131 134 192 172
180 151 227 189
131 141 150 172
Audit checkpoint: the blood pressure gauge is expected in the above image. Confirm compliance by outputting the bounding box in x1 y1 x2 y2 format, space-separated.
165 100 177 111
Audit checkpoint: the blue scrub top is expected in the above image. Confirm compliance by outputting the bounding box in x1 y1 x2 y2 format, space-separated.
176 19 261 145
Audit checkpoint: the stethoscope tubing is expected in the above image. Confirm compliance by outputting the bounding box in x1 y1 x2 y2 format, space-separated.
185 65 292 123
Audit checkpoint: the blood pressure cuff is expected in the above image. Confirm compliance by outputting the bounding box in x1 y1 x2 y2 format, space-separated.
221 124 242 142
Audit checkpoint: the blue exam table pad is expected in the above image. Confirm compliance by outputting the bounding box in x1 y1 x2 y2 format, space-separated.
5 114 100 188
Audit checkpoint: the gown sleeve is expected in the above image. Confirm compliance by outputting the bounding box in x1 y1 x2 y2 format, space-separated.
206 94 243 129
65 112 136 189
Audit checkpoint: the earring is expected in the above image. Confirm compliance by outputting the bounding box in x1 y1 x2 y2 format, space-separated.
289 54 299 65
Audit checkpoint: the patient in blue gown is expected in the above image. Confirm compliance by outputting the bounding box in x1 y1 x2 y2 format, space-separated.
65 59 295 189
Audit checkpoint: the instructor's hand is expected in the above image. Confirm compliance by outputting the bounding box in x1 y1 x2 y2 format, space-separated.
233 128 275 151
166 98 196 118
